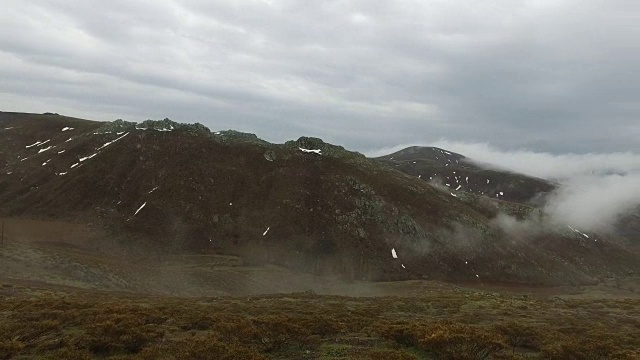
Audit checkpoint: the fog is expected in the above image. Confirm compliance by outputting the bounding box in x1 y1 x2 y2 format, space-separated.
367 141 640 232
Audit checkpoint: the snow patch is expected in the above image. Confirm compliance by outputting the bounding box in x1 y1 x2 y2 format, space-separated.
568 226 590 239
96 132 129 151
391 248 398 259
38 146 54 153
133 202 147 216
26 139 50 148
299 147 322 155
42 160 50 166
61 127 74 132
79 153 98 162
263 227 270 236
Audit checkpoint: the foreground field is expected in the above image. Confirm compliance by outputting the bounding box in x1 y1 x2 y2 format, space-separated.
1 280 638 360
1 218 638 359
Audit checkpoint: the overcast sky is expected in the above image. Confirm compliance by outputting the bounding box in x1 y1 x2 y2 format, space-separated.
1 0 638 153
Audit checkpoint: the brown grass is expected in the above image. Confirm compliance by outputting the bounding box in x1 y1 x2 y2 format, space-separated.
0 282 638 359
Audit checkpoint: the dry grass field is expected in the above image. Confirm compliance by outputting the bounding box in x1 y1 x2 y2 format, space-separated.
1 278 638 359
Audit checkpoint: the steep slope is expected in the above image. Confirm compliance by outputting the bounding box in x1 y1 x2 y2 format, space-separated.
1 112 636 285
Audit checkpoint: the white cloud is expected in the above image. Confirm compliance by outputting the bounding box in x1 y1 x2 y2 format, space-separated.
367 140 640 232
431 141 640 232
429 140 640 179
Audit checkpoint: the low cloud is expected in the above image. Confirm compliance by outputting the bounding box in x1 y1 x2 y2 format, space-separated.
367 141 640 232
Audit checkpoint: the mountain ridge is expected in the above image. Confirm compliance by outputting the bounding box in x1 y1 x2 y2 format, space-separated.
1 111 637 286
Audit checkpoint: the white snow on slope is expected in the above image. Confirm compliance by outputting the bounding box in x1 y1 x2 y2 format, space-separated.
61 127 74 131
26 139 50 148
79 153 98 162
42 160 50 166
97 132 129 151
133 202 147 216
38 146 54 153
568 226 590 239
391 248 398 259
299 147 322 155
263 227 270 236
455 185 462 190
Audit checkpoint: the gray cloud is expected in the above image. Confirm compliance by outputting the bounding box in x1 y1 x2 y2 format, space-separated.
1 0 638 152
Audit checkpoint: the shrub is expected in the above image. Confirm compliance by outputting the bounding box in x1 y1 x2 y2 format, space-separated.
419 322 507 359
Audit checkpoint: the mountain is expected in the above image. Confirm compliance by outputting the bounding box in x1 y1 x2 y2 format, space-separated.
375 146 555 205
375 146 640 247
1 111 637 286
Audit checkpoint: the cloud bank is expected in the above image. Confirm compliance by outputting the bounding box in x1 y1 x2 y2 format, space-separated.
368 140 640 232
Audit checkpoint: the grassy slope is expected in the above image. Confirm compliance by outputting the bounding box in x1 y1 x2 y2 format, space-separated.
0 281 638 359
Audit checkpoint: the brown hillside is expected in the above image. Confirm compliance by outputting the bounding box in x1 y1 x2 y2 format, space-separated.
1 112 636 285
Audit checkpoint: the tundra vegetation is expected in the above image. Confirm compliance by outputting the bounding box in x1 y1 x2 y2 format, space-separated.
0 281 638 359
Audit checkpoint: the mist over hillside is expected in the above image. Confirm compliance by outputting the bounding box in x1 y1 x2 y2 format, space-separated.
369 140 640 238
